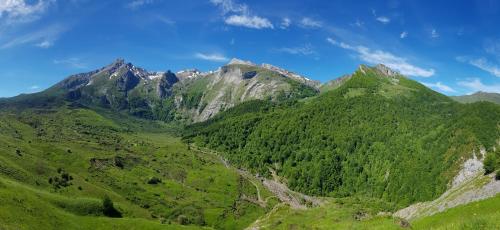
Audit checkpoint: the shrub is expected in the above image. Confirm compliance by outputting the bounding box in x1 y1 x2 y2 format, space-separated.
147 177 162 184
102 196 122 218
484 153 496 175
496 171 500 181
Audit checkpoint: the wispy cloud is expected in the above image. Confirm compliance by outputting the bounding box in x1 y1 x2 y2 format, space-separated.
125 0 155 9
484 39 500 58
327 38 435 77
431 29 439 38
29 85 40 90
280 17 291 29
1 24 66 49
210 0 248 14
350 19 364 28
224 15 273 29
210 0 273 29
422 82 456 93
195 52 229 62
400 31 408 39
299 17 322 28
372 9 390 24
276 44 316 56
53 58 87 69
457 56 500 77
376 16 390 24
0 0 54 26
458 78 500 93
154 15 174 26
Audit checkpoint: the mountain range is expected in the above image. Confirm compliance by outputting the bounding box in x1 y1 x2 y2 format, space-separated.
0 59 499 230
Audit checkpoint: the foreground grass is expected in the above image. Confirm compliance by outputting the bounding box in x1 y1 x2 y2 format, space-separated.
412 194 500 229
0 177 195 230
249 193 500 230
248 197 403 230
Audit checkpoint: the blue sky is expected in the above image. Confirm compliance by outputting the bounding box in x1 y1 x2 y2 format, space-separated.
1 0 500 97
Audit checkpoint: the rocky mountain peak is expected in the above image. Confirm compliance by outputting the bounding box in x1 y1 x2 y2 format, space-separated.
356 64 400 78
176 69 203 80
261 63 321 88
375 64 399 77
228 58 255 66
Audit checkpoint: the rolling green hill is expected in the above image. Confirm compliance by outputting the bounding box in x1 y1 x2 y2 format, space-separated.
452 91 500 105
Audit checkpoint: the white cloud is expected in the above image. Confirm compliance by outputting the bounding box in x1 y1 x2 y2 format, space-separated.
210 0 272 30
276 44 315 56
457 56 500 77
0 0 54 26
376 16 390 24
154 15 174 25
350 19 364 27
327 38 435 77
470 58 500 77
29 85 40 90
431 29 439 38
54 58 87 69
371 9 390 24
458 78 500 93
299 17 322 28
422 82 456 93
400 31 408 39
36 40 52 48
210 0 248 15
195 53 229 62
484 39 500 58
280 17 291 29
126 0 155 9
1 24 66 49
225 15 273 29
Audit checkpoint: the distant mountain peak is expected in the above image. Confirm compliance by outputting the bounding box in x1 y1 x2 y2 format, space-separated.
356 64 400 78
228 58 255 66
261 63 320 88
374 64 399 77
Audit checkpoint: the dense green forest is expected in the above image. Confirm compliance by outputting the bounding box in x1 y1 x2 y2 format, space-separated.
185 66 500 208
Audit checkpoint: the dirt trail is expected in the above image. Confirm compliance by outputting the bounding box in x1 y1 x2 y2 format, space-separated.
261 168 323 209
190 144 324 209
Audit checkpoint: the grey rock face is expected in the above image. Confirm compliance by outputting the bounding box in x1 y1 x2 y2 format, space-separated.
157 71 179 98
115 70 140 92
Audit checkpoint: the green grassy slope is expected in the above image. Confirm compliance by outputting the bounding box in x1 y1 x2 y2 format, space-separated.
0 105 271 229
412 194 500 229
249 198 402 230
249 193 500 230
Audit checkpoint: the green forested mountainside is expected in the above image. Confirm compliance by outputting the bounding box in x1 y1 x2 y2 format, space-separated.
452 91 500 105
0 106 275 229
185 65 500 208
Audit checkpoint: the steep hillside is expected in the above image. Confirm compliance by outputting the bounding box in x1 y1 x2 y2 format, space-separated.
452 91 500 105
0 106 276 229
185 64 500 208
1 59 318 123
